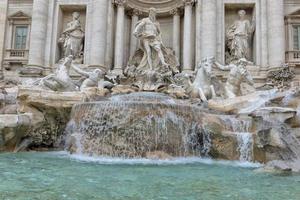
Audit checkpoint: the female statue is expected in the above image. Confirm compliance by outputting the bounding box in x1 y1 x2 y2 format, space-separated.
226 10 255 63
58 12 85 64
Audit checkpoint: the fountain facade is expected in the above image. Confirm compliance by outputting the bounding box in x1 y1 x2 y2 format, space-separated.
0 2 299 173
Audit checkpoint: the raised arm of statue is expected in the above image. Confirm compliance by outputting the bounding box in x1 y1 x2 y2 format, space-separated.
156 23 163 42
71 64 90 77
214 61 231 71
244 71 255 86
134 20 145 38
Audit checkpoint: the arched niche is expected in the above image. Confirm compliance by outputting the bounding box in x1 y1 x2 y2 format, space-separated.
126 0 183 17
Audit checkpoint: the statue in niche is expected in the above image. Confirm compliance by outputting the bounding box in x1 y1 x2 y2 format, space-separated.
72 65 114 91
134 7 169 70
36 55 78 92
125 8 179 91
226 9 255 64
58 11 85 64
214 58 254 99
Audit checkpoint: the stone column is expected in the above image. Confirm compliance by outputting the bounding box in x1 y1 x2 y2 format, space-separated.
200 0 217 59
267 0 285 68
90 0 108 67
113 0 126 73
0 0 8 79
27 0 49 68
6 20 13 49
105 0 115 69
171 8 181 60
129 9 140 57
260 0 268 67
182 0 194 72
195 1 201 65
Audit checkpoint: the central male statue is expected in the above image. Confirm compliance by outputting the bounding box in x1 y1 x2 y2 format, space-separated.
134 8 169 70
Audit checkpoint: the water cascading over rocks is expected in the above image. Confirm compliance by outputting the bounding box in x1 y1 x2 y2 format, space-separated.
220 115 254 161
65 93 212 158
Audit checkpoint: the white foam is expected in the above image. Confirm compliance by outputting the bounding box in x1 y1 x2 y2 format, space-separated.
49 151 263 168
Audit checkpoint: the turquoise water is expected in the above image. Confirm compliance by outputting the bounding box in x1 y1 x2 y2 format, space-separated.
0 152 300 200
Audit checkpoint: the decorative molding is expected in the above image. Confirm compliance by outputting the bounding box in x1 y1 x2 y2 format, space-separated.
8 11 31 20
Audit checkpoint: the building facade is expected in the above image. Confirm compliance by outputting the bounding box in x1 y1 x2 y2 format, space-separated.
0 0 300 82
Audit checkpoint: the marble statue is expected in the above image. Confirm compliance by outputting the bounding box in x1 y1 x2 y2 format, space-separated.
189 57 216 101
72 65 114 91
226 10 255 63
38 55 78 92
134 7 168 70
127 8 179 74
58 12 85 64
214 58 254 98
125 8 179 91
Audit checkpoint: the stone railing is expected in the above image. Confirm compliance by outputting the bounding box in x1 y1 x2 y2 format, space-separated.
5 49 29 58
3 49 29 69
286 51 300 63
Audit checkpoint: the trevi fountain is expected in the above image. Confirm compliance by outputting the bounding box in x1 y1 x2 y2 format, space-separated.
0 0 300 199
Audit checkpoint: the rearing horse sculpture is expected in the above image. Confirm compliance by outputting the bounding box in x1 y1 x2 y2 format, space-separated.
189 57 216 101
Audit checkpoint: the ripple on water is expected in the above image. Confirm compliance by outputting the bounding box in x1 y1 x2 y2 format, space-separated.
53 151 263 168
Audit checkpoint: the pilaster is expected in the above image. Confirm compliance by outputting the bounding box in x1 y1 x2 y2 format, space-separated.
113 0 127 73
0 0 8 79
27 0 49 69
182 0 195 72
170 8 181 61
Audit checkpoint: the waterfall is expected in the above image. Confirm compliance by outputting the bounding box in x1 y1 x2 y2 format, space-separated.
64 93 213 158
236 132 253 162
220 115 254 162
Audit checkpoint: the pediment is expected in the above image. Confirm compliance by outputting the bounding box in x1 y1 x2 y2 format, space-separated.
126 0 184 16
8 11 31 20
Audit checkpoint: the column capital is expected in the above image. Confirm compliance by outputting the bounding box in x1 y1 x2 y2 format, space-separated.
170 8 182 16
113 0 127 7
182 0 195 7
128 8 142 17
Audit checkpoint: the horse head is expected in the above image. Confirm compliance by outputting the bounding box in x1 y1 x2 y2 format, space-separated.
200 56 215 77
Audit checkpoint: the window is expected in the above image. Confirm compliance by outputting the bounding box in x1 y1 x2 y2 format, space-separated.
14 26 28 49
